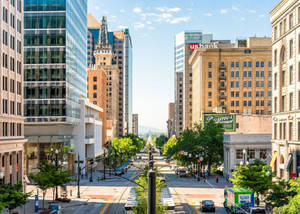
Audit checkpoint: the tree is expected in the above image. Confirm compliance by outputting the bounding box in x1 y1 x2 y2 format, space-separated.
29 161 56 209
275 178 300 214
0 182 31 213
155 135 168 149
265 178 296 209
194 120 224 174
162 136 178 159
230 159 273 206
51 167 74 201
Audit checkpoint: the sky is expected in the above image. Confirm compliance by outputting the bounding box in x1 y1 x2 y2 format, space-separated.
87 0 281 132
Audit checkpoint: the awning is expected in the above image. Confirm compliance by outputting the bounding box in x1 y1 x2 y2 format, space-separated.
286 154 293 171
270 151 278 168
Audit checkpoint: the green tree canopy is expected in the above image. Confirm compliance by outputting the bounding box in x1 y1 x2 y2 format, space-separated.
231 159 273 206
155 135 168 149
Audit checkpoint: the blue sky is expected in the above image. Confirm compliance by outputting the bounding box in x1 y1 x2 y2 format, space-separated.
88 0 280 131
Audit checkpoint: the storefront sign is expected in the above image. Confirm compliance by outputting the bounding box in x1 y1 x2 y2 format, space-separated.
203 113 236 131
238 194 251 203
189 42 218 50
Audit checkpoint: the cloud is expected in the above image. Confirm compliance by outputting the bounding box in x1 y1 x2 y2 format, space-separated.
120 9 125 13
204 12 213 17
156 7 181 13
141 12 173 23
249 10 256 13
258 14 265 18
104 11 109 15
169 16 190 24
133 7 142 13
220 9 228 14
232 6 239 11
241 17 246 21
110 15 117 22
134 22 145 29
146 21 152 25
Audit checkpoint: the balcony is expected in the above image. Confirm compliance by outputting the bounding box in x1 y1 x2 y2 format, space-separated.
219 86 226 90
85 114 95 123
84 135 95 144
219 95 227 99
219 65 226 70
219 75 226 80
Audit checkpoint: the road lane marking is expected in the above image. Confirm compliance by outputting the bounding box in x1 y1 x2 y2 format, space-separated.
99 199 111 214
188 199 201 214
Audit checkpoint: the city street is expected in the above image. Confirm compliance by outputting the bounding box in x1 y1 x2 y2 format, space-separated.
16 150 230 214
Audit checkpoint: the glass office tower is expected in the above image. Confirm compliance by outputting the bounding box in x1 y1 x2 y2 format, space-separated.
23 0 87 173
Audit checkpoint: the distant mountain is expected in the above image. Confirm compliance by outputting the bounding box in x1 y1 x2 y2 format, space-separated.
139 125 166 134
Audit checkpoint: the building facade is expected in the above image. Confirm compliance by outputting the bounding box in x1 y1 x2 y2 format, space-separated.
189 38 273 125
24 0 88 173
270 0 300 179
132 114 138 136
174 31 213 136
223 115 272 178
87 15 133 137
174 72 183 136
167 103 175 138
0 0 26 184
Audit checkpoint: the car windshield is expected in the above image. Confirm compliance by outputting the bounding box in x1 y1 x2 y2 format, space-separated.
252 210 266 214
203 200 214 205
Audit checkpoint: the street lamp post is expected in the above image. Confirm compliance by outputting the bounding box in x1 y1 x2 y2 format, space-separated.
103 150 106 180
75 155 84 198
90 159 94 182
55 149 59 200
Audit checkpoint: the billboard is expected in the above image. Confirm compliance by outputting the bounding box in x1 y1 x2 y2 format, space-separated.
203 113 236 131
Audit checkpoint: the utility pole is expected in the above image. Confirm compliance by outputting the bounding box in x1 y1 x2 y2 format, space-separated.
55 149 58 200
103 150 106 180
148 169 156 214
90 159 94 182
77 155 81 198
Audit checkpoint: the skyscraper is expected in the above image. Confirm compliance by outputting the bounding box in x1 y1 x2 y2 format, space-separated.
24 0 88 172
87 15 133 137
174 31 212 136
0 0 26 184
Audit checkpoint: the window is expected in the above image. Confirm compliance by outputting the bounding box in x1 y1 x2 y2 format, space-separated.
248 101 252 106
208 72 212 78
256 100 260 106
93 85 97 90
256 91 260 97
290 66 293 84
236 71 239 77
268 100 272 106
248 71 252 77
284 19 287 33
236 62 239 67
274 49 277 66
236 150 243 159
256 71 259 77
208 92 212 98
17 40 21 54
208 62 212 68
17 61 21 74
260 149 267 159
261 61 264 67
231 71 234 77
243 71 247 77
243 91 247 97
290 93 293 111
290 39 294 58
10 35 15 50
268 91 272 97
236 101 239 106
289 13 294 29
283 122 286 139
231 81 234 88
261 100 264 106
93 76 97 82
17 123 21 136
261 81 264 88
235 81 239 88
93 93 97 98
17 103 21 115
208 101 212 107
231 101 234 106
268 61 272 67
261 91 264 97
2 76 7 91
2 53 8 68
256 61 259 67
282 95 286 112
243 61 247 67
248 91 252 97
275 97 278 113
10 57 15 71
248 61 252 67
298 34 300 54
243 81 247 88
274 26 277 40
282 70 285 86
10 79 15 93
248 81 252 88
289 122 293 140
256 81 259 88
248 150 255 159
17 81 21 95
3 122 8 136
10 123 15 136
208 82 212 88
2 99 8 114
231 62 234 68
243 101 247 106
268 80 272 88
236 92 239 97
261 71 264 77
268 70 272 78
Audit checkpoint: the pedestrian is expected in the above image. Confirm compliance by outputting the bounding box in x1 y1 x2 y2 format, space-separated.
203 174 206 182
216 175 219 183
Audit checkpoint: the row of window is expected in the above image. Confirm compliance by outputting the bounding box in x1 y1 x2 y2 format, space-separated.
2 31 22 53
25 86 66 99
24 50 66 64
24 15 66 29
2 54 22 74
230 100 270 107
24 0 65 11
228 91 272 98
273 121 300 141
24 33 65 46
273 63 300 90
24 68 65 81
2 77 22 95
25 104 66 117
228 80 271 88
274 91 300 113
2 122 22 137
229 71 272 78
273 7 300 40
208 61 272 68
236 149 267 159
2 100 22 115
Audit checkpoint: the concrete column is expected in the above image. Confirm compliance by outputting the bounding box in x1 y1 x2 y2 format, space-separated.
292 150 297 175
11 152 17 184
277 145 280 178
255 149 260 159
230 148 235 177
4 153 10 184
18 151 23 182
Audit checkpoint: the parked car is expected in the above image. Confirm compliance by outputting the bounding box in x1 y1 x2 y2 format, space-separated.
200 200 215 212
247 207 266 214
177 170 188 177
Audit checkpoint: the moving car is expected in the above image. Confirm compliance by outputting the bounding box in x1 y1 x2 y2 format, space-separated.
200 200 215 212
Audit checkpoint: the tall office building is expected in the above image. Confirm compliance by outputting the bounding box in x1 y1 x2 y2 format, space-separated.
88 15 133 137
270 0 300 180
132 114 138 136
174 31 213 136
189 37 272 125
167 103 175 138
24 0 88 172
0 0 26 184
174 72 183 136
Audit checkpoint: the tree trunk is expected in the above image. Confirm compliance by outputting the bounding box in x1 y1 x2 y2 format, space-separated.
52 188 55 201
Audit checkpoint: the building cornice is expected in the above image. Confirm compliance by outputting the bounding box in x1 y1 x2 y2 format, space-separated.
270 0 298 24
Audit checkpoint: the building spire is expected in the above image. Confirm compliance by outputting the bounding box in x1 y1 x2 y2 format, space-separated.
99 16 108 45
